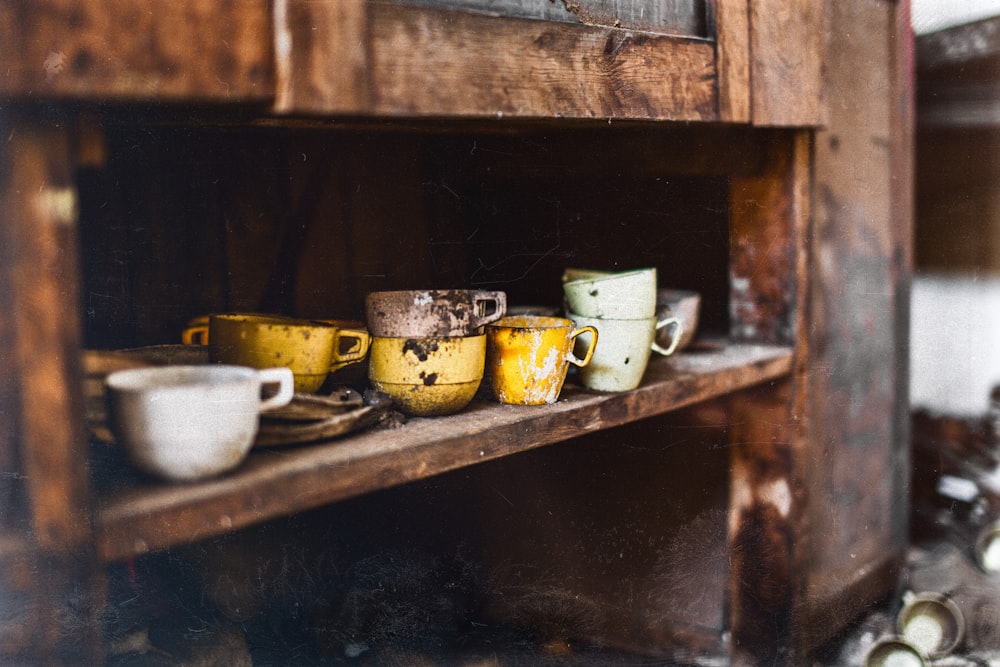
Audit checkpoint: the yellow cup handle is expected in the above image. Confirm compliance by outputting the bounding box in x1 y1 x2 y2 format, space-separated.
182 325 209 346
567 326 598 367
329 328 372 369
651 316 683 357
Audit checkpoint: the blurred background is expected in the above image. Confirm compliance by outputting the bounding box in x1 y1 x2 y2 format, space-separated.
910 0 1000 416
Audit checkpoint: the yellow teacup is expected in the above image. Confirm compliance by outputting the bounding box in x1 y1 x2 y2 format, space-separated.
206 314 370 393
486 316 597 405
368 334 485 416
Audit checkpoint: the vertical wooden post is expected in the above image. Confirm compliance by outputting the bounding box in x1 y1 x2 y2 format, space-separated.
0 108 104 663
728 130 812 665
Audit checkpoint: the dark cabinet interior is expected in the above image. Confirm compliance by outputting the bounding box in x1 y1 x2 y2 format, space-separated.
79 117 747 350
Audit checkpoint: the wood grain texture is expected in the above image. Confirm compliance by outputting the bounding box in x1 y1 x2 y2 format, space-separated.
713 0 751 123
0 0 273 102
748 0 827 127
392 0 708 36
274 1 718 120
801 0 913 652
96 343 793 561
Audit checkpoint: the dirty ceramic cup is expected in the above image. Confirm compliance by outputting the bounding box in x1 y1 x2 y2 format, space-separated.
561 267 657 319
206 313 370 393
568 312 684 392
485 315 598 406
864 637 929 667
655 288 701 351
105 365 294 482
368 334 486 416
365 289 507 338
896 591 965 659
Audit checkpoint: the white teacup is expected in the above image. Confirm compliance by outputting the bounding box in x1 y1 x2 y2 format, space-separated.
562 267 657 319
105 365 294 482
568 312 683 392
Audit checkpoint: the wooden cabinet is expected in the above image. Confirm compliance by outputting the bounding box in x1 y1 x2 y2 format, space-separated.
0 1 911 664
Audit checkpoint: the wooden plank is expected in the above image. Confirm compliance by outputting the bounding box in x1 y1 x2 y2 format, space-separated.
713 0 751 123
96 343 793 562
0 0 273 102
274 1 719 121
748 0 827 127
392 0 708 36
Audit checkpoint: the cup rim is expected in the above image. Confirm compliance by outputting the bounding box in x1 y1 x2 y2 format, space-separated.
371 333 487 343
211 313 334 330
106 364 259 391
562 266 656 282
488 315 575 330
566 311 659 323
562 267 657 286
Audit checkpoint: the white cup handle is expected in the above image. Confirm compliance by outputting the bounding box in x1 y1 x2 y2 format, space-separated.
651 317 684 357
257 367 295 411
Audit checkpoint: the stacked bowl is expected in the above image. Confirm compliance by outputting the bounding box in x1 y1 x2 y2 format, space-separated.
365 289 506 416
562 268 683 392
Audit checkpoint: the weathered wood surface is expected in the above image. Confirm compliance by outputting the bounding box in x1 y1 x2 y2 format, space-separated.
727 131 811 665
393 0 708 36
0 111 105 663
0 0 273 102
714 0 751 123
273 0 719 120
96 343 793 562
748 0 827 127
729 132 804 345
800 0 913 654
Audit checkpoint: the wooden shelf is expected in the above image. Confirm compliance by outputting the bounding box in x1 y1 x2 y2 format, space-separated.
95 342 792 562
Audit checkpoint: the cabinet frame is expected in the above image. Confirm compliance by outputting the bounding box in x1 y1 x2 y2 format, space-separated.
0 1 911 664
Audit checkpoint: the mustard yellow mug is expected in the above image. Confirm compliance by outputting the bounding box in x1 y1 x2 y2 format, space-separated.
485 316 597 405
196 313 370 393
368 334 485 416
